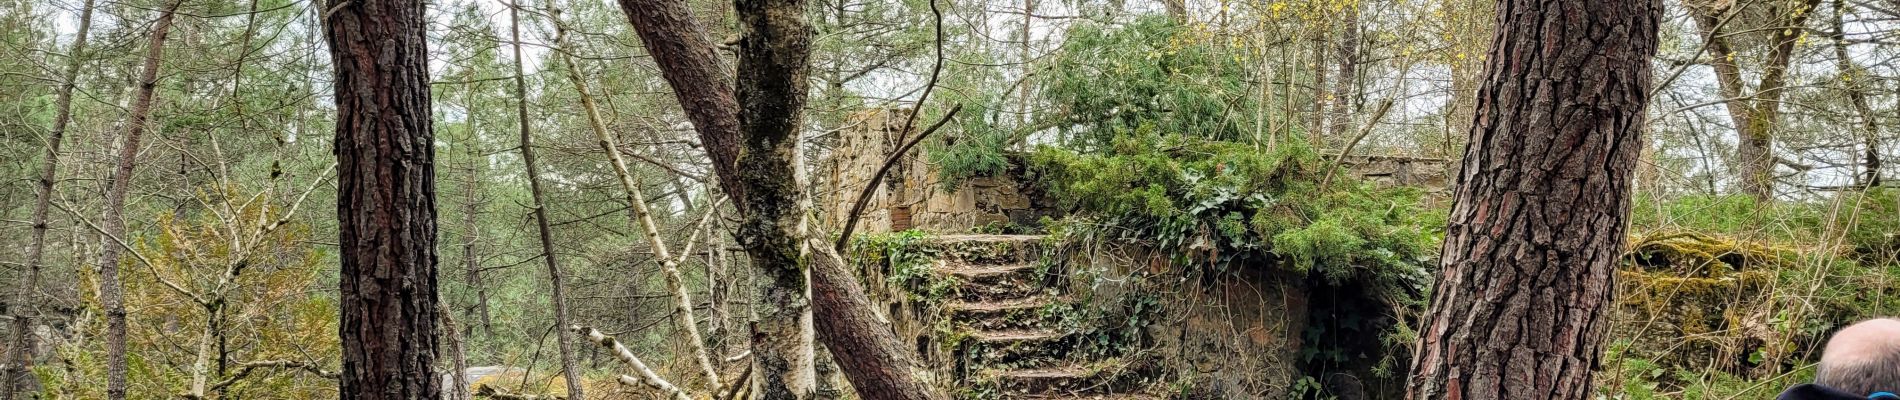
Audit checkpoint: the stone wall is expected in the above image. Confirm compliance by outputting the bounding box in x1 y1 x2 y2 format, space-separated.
1335 153 1454 192
822 109 1050 235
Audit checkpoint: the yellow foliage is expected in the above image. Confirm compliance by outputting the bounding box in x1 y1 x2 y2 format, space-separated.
42 186 338 400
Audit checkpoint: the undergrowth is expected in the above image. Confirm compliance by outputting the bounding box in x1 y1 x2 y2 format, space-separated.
1604 190 1900 399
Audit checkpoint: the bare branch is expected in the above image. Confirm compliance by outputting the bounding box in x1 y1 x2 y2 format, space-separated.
572 325 692 400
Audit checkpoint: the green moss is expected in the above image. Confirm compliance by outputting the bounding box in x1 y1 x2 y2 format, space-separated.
851 230 956 302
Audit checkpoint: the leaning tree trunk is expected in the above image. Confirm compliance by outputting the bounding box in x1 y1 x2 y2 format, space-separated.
97 2 182 398
617 0 945 398
1405 0 1659 399
323 0 441 397
2 0 95 397
550 10 722 392
508 1 586 397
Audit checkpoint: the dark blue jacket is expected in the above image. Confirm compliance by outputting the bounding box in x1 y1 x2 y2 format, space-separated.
1777 384 1900 400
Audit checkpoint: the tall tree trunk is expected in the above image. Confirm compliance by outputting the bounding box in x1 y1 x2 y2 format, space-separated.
460 83 494 338
98 2 182 398
1017 0 1034 127
1328 6 1359 142
1691 0 1820 200
1831 0 1881 187
323 0 441 396
731 0 819 396
3 0 95 397
508 2 587 398
550 9 722 392
617 0 945 398
1405 0 1659 399
1308 26 1328 140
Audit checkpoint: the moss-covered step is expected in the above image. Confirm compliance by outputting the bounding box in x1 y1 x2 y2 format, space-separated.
926 234 1047 264
947 296 1066 331
972 359 1148 397
942 263 1050 302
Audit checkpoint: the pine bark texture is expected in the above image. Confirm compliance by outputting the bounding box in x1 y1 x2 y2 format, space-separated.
1405 0 1659 399
99 3 182 398
322 0 442 396
617 0 945 398
2 0 95 397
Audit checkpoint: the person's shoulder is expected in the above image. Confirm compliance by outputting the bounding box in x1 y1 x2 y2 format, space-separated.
1778 384 1874 400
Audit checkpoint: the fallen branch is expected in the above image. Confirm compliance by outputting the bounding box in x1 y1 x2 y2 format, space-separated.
473 385 557 400
716 361 754 400
572 325 692 400
181 360 336 398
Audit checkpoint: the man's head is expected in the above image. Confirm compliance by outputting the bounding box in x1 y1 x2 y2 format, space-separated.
1815 318 1900 396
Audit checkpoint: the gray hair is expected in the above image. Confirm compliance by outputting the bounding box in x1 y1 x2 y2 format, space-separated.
1815 318 1900 396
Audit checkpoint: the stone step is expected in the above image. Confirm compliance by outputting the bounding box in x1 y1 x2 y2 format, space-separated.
977 361 1144 397
946 296 1061 331
1002 394 1163 400
927 234 1046 264
942 263 1047 301
965 329 1074 369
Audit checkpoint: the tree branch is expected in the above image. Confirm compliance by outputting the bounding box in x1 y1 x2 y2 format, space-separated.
572 325 691 400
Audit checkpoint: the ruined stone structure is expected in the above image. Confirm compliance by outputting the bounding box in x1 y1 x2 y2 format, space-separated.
822 108 1053 235
826 109 1447 398
853 235 1306 399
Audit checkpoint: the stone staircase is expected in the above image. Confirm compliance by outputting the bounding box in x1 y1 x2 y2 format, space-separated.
927 235 1159 400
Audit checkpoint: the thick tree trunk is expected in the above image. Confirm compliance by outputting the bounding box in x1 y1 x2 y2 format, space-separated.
98 3 182 398
2 0 95 397
323 0 441 396
1405 0 1658 399
731 0 819 396
807 244 938 399
617 1 945 399
616 0 747 203
507 2 587 398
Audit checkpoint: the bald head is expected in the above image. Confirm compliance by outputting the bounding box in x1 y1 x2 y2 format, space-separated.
1815 318 1900 396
